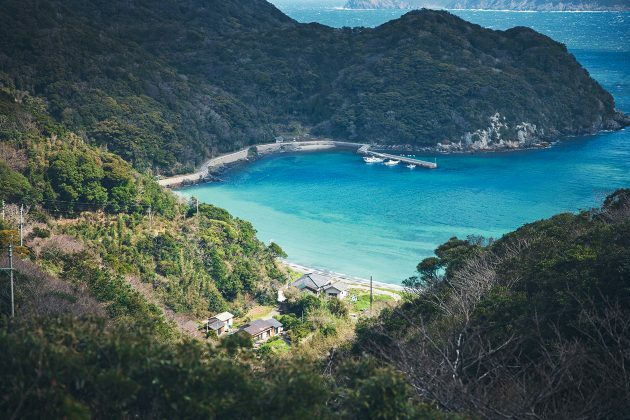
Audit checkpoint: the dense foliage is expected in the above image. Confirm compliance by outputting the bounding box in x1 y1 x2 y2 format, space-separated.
0 81 287 330
0 81 176 214
0 0 625 172
0 316 456 419
356 189 630 418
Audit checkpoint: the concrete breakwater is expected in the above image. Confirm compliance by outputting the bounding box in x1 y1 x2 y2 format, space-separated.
158 140 365 188
158 139 440 188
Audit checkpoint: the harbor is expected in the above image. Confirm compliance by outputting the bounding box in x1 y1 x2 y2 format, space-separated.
158 140 437 188
362 150 438 169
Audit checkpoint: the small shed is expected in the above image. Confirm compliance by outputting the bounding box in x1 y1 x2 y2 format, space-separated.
212 311 234 328
205 311 235 336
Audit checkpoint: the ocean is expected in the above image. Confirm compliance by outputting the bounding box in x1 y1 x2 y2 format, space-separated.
180 5 630 284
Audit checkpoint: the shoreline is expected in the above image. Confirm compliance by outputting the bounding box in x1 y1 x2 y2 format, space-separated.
283 261 406 292
157 138 552 188
158 139 365 188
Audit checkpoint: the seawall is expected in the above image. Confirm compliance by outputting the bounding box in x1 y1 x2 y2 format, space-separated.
158 140 366 188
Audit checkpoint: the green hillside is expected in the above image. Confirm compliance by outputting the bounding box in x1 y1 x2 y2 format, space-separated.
0 82 287 336
356 189 630 418
0 0 626 173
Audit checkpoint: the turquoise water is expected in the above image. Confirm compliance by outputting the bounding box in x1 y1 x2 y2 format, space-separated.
182 8 630 284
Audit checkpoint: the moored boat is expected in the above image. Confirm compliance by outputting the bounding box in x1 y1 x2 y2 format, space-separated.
363 156 384 163
406 164 416 169
384 159 400 166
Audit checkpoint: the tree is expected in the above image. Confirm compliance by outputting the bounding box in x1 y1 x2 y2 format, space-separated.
268 242 287 258
0 162 31 202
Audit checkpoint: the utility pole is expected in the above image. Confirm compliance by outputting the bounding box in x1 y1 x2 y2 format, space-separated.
196 197 199 218
9 243 14 317
148 205 152 230
1 200 4 221
1 243 15 317
19 204 23 247
370 275 373 315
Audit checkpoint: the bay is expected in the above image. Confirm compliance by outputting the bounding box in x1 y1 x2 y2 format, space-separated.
181 7 630 284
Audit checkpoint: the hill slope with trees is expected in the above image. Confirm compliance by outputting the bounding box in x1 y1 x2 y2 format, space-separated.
0 0 627 173
355 189 630 418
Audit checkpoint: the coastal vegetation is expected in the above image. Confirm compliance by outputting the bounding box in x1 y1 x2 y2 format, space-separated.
1 186 627 417
0 0 627 173
1 0 628 417
355 189 630 418
0 83 287 336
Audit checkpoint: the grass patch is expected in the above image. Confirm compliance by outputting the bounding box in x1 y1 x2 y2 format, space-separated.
258 337 290 355
348 289 393 313
243 305 275 322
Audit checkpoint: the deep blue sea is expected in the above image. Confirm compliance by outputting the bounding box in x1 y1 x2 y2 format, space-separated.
181 5 630 284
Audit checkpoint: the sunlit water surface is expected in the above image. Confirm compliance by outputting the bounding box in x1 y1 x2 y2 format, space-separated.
181 7 629 283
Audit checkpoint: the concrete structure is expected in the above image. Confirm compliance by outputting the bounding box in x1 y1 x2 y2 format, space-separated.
157 140 437 188
364 150 437 169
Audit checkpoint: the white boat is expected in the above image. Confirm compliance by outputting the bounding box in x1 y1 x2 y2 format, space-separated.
363 156 384 163
406 164 416 169
384 159 400 166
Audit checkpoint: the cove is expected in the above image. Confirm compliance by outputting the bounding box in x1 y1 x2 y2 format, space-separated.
179 130 629 284
180 9 630 284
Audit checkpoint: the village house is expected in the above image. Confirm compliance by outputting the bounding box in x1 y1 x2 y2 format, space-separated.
239 318 283 343
291 273 348 300
323 282 348 300
204 311 234 336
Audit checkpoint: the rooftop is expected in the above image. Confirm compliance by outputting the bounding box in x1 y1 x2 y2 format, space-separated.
207 319 226 331
241 319 282 336
212 311 234 322
291 273 332 291
325 282 348 292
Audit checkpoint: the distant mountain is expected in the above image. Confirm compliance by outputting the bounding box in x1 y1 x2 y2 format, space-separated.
344 0 630 11
0 0 627 174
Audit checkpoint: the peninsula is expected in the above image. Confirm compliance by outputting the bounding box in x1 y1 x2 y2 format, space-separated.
0 0 627 176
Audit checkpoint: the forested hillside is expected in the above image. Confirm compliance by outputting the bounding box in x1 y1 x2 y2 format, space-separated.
0 81 287 337
356 189 630 418
0 0 626 173
0 77 448 413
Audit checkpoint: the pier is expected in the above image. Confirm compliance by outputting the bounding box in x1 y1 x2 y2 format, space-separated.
362 147 437 169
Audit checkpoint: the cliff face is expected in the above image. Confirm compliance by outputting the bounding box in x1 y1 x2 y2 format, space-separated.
345 0 630 11
0 1 626 171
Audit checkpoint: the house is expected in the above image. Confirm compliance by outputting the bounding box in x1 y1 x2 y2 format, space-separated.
274 136 284 143
323 282 348 300
291 273 331 295
204 311 234 336
291 273 348 300
239 318 283 343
